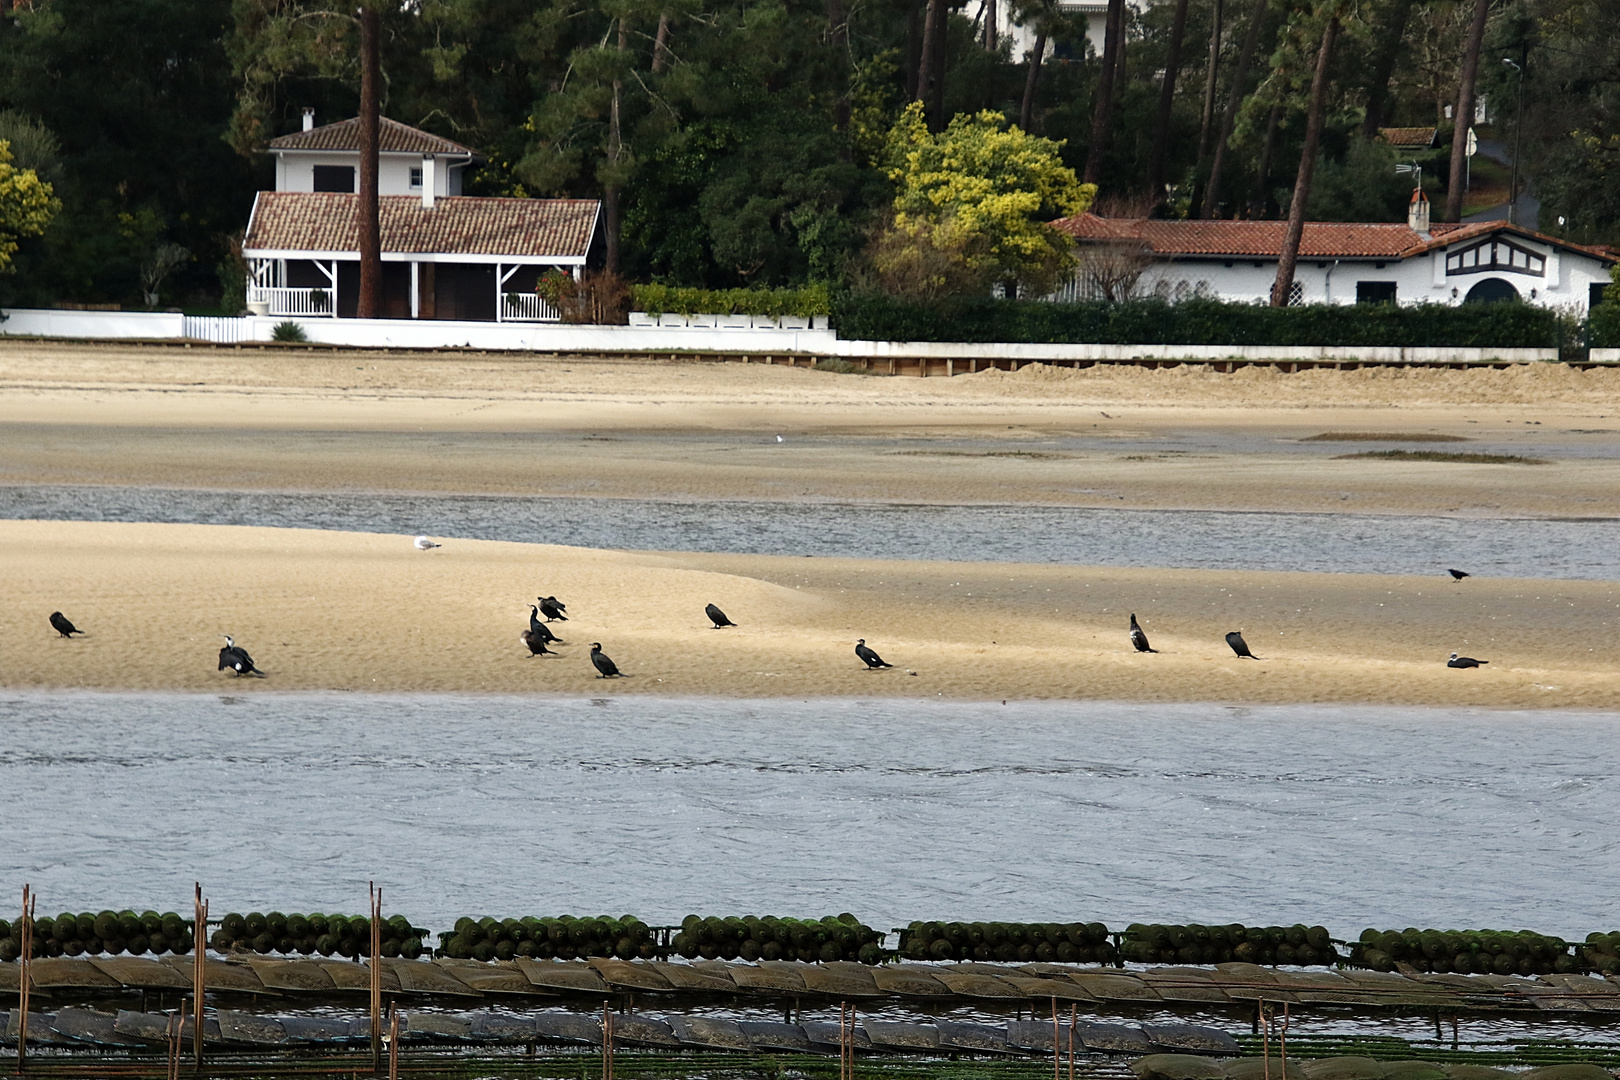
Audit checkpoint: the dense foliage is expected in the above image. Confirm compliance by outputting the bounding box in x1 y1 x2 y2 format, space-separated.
832 293 1564 347
631 283 831 317
0 0 1615 310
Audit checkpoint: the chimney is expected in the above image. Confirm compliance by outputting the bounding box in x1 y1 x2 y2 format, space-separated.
302 108 315 132
1408 188 1431 236
421 154 436 209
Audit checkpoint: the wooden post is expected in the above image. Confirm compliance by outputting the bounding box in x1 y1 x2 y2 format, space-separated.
167 1006 182 1080
1280 1002 1288 1075
1069 1003 1077 1080
387 1003 400 1080
1260 1000 1269 1080
370 882 383 1072
1051 997 1060 1080
193 883 207 1067
17 884 33 1071
601 1001 614 1080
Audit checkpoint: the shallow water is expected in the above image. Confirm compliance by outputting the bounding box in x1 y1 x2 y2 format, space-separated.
6 485 1620 579
2 692 1614 942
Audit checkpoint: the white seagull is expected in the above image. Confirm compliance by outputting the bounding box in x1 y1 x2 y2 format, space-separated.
414 535 442 550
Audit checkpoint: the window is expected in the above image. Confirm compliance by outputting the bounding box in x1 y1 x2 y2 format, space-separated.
1356 281 1398 304
1286 281 1304 306
410 167 423 189
312 165 355 193
1593 283 1612 310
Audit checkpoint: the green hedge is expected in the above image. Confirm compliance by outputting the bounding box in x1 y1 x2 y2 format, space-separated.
830 293 1563 349
1590 304 1620 350
631 283 830 318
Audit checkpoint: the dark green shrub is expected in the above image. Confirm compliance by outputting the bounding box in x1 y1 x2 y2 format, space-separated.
830 293 1563 349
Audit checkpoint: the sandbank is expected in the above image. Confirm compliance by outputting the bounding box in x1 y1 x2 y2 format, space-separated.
7 520 1618 707
3 342 1618 516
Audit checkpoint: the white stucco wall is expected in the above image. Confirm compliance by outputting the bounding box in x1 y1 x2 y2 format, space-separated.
274 151 469 196
1124 238 1612 314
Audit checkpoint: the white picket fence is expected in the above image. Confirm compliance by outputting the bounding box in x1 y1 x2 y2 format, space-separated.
181 316 255 344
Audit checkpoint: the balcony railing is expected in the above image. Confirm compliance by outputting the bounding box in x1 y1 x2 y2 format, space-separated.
500 292 559 322
249 287 336 317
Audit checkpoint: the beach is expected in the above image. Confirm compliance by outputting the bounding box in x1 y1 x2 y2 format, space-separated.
3 339 1619 704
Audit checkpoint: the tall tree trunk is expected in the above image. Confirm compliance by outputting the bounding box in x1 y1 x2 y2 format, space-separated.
1083 0 1126 184
1358 0 1414 138
1252 102 1280 217
928 0 948 129
1444 0 1489 222
916 0 942 123
1197 0 1224 160
604 16 627 275
1020 26 1048 132
356 3 381 319
1200 0 1268 218
651 12 671 72
1272 13 1339 307
905 0 922 99
984 0 997 50
1148 0 1191 200
828 0 850 131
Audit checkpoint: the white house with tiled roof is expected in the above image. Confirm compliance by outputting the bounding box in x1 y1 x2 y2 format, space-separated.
244 113 599 321
1055 196 1616 312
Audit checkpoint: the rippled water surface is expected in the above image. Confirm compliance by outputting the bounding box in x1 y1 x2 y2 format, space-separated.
2 692 1614 939
6 485 1620 578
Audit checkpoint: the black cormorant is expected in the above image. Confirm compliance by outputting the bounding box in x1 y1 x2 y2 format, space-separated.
590 643 622 678
1129 614 1156 653
1225 631 1257 659
49 611 83 638
705 603 736 629
855 639 892 669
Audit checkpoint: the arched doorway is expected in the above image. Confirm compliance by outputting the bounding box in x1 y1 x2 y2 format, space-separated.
1464 278 1519 303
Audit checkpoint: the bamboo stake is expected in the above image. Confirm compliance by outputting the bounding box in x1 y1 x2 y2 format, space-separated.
18 884 34 1072
193 883 207 1067
601 1002 614 1080
369 883 382 1073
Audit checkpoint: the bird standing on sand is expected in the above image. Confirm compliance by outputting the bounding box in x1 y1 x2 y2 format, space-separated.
705 603 736 629
1447 568 1470 581
414 536 442 550
528 606 559 643
49 612 83 637
1447 652 1488 668
520 630 556 656
590 643 622 678
1225 631 1258 659
855 639 892 669
218 635 260 676
539 596 568 622
1129 614 1156 653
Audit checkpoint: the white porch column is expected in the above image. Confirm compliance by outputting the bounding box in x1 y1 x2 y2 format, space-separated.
410 262 420 319
495 262 503 322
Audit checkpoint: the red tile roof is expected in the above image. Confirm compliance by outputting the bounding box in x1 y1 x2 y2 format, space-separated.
1378 126 1439 148
268 117 476 157
244 192 600 260
1052 214 1615 263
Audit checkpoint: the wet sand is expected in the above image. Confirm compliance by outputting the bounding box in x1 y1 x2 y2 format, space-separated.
2 341 1619 516
8 520 1618 706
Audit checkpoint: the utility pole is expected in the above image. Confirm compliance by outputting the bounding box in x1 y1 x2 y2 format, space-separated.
1502 57 1524 226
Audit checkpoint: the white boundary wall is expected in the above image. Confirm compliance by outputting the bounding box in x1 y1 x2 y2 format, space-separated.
0 307 1590 363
